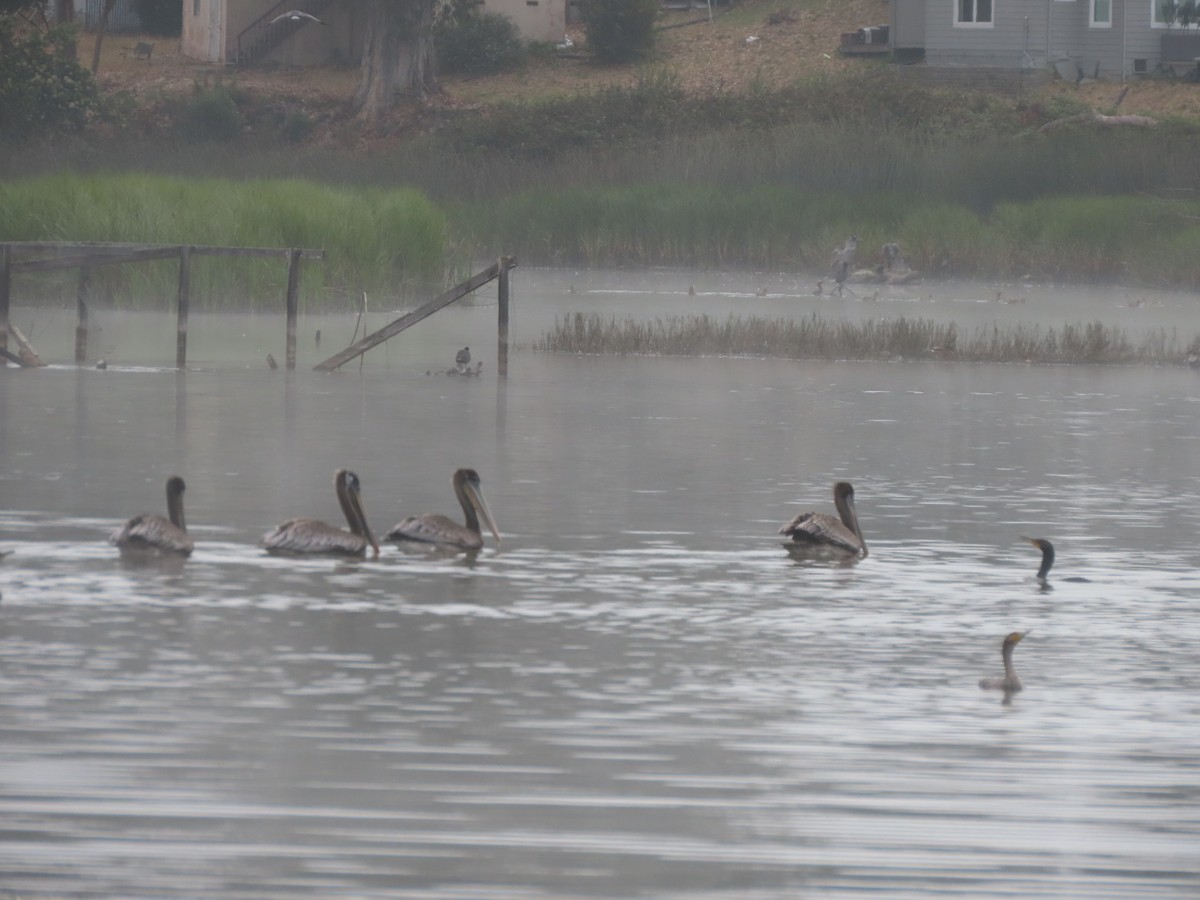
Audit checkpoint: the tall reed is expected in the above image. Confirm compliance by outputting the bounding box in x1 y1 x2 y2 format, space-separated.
534 312 1196 366
0 173 446 309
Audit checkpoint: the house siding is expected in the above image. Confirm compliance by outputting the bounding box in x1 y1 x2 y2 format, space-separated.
891 0 926 48
918 1 1170 78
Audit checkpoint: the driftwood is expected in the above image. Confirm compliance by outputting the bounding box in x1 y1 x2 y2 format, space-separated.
1 322 45 367
1039 112 1156 133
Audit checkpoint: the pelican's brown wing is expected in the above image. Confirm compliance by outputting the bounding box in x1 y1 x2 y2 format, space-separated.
778 511 863 556
111 513 194 556
386 514 482 550
261 518 370 556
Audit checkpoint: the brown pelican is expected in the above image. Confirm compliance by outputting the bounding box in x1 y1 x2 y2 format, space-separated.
110 475 194 557
1022 537 1090 583
270 10 327 26
778 481 867 557
386 468 500 550
262 469 379 557
979 631 1030 692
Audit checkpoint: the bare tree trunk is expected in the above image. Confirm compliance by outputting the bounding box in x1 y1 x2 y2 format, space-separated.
354 0 437 124
91 0 118 75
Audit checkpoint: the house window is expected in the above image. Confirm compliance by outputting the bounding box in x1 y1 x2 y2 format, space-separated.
957 0 993 26
1091 0 1111 26
1154 0 1198 26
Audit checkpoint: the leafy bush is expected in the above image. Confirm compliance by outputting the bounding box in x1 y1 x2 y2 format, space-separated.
133 0 182 36
176 82 244 143
578 0 658 63
435 0 526 75
0 17 98 139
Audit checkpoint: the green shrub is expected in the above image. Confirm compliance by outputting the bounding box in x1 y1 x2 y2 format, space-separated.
0 17 98 139
177 82 244 143
436 0 526 75
280 109 315 143
579 0 658 63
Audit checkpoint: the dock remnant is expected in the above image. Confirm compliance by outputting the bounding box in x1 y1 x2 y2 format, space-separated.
314 257 517 374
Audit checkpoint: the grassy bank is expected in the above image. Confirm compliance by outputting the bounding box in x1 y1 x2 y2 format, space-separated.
452 183 1200 286
0 173 445 309
535 312 1199 366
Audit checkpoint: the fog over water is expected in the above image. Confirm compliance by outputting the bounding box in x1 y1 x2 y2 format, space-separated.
2 269 1199 897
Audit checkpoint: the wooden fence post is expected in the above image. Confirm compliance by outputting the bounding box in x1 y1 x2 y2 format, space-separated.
497 256 511 378
75 266 91 364
285 248 301 370
176 245 191 368
0 245 10 368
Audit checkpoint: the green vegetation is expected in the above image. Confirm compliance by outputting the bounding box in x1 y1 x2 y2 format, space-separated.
0 174 445 308
535 312 1197 366
579 0 659 63
176 81 245 143
435 0 527 76
0 18 98 139
449 183 1200 284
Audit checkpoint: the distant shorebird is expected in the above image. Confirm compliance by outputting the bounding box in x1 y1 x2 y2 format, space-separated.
455 346 471 372
270 10 327 25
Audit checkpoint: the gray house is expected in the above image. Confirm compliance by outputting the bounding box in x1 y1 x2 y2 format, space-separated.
891 1 1200 80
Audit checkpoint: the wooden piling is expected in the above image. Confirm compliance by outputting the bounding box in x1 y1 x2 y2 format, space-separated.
498 256 511 378
75 266 91 364
285 248 301 370
0 245 10 368
176 245 191 368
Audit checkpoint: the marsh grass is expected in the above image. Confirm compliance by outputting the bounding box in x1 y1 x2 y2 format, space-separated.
534 312 1194 366
0 173 446 309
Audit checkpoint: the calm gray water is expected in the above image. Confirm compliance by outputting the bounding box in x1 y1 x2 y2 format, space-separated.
2 271 1200 898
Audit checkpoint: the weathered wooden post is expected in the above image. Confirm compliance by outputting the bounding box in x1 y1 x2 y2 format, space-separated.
0 244 10 368
176 244 191 368
285 248 301 370
75 266 91 364
497 256 511 378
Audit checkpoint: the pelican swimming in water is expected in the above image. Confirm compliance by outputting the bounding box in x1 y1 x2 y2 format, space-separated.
262 469 379 557
979 631 1030 692
386 468 500 550
110 475 194 557
1022 536 1090 583
778 481 867 557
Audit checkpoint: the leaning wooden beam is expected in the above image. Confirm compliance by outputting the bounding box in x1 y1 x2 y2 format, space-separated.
5 322 45 367
314 261 511 371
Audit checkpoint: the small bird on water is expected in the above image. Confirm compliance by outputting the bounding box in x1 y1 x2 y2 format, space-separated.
979 631 1030 693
